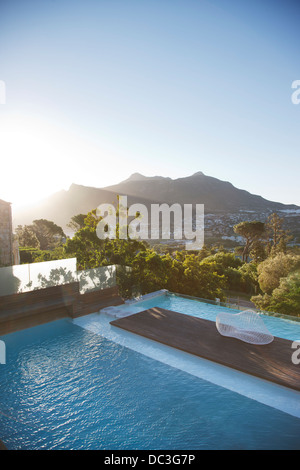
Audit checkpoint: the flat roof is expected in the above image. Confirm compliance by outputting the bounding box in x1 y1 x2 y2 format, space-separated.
110 307 300 392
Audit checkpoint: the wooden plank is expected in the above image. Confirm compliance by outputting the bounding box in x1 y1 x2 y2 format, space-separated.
73 286 125 318
0 282 79 316
0 284 124 333
110 307 300 392
0 283 79 329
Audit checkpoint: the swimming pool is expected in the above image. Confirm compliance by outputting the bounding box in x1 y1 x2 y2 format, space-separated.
100 291 300 341
1 291 300 450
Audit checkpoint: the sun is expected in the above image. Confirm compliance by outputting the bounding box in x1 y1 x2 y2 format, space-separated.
0 111 145 209
0 113 67 206
0 113 92 207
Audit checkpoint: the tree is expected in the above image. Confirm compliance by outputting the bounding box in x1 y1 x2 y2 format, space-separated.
127 249 226 300
199 252 242 291
130 249 170 294
249 240 267 263
200 252 242 271
252 271 300 316
233 221 265 262
15 225 40 248
256 253 300 294
67 214 87 233
31 219 66 250
238 261 259 294
64 208 147 270
265 212 292 256
181 254 225 299
269 271 300 315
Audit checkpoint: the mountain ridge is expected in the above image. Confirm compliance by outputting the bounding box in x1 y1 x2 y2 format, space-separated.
12 172 299 233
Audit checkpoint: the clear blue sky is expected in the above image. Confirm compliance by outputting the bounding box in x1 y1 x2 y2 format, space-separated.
0 0 299 207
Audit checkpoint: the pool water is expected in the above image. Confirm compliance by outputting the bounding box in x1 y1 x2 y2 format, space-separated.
104 292 300 341
1 293 300 450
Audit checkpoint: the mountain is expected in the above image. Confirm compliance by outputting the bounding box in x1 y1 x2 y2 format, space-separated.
12 172 299 234
104 171 299 211
12 184 119 234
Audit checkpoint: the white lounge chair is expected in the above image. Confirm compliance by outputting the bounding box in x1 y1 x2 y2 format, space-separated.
216 309 274 345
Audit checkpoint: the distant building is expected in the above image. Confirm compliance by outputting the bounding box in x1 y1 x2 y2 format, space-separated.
0 199 14 266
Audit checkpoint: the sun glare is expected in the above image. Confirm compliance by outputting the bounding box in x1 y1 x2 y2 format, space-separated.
0 113 111 207
0 114 68 205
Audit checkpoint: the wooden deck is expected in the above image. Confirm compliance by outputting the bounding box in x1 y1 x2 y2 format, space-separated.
0 284 124 335
110 307 300 392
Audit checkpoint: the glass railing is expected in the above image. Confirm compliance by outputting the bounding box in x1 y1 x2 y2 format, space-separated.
77 265 116 294
0 259 117 296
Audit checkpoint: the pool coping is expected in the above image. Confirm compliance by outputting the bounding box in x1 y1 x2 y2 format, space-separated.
74 310 300 419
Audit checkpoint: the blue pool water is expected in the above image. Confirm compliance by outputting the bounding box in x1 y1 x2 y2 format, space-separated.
1 293 300 450
105 292 300 341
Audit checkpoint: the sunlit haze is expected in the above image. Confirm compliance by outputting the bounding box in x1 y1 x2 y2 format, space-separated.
1 0 300 208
